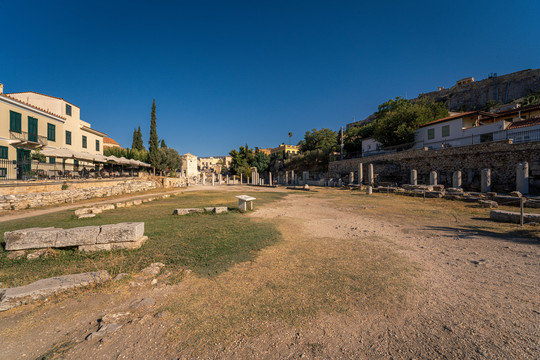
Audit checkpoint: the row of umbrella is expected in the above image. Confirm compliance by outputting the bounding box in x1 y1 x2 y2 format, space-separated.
40 148 152 168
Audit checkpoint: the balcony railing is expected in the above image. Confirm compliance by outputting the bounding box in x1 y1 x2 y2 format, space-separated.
10 131 48 147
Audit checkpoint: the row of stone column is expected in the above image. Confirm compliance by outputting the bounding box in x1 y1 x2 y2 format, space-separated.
278 170 310 185
409 162 530 193
348 163 374 186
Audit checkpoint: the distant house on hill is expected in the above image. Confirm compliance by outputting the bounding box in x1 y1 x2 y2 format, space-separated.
414 104 540 149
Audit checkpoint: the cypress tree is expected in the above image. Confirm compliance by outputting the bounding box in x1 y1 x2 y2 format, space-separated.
132 128 138 149
160 139 167 148
148 99 160 168
136 126 144 150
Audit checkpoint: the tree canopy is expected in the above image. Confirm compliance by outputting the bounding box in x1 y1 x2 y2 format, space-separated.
298 128 338 152
229 145 270 178
372 97 448 147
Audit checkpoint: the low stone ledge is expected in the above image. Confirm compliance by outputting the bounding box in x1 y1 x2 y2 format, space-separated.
96 223 145 244
173 208 204 215
79 236 148 252
525 199 540 208
5 228 60 251
478 200 498 209
4 222 145 251
0 270 111 312
490 210 540 224
493 195 524 207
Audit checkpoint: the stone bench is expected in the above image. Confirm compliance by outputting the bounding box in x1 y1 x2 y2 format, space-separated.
236 195 256 211
490 210 540 224
4 222 146 253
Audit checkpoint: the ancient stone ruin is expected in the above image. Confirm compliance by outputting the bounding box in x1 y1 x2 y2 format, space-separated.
4 222 147 253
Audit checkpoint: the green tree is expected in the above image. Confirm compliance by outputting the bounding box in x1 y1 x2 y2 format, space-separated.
160 139 167 148
298 128 338 152
157 147 182 175
372 97 448 147
344 122 375 154
131 126 144 150
252 150 270 173
148 99 161 169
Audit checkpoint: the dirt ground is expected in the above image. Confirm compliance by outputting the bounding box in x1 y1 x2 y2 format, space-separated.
0 187 538 359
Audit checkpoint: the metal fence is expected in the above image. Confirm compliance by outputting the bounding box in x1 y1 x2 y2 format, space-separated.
0 158 142 181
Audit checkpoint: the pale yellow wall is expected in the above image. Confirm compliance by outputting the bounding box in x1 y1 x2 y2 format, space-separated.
7 92 104 157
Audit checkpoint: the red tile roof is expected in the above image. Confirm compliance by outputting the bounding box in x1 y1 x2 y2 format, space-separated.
0 93 66 120
507 116 540 130
5 91 79 108
103 137 120 145
419 111 478 128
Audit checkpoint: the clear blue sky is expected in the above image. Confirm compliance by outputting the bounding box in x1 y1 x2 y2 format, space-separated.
1 1 539 156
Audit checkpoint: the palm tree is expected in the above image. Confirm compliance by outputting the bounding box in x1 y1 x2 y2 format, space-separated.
288 132 292 145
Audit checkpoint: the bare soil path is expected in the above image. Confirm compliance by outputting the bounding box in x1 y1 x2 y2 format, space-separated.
0 188 538 359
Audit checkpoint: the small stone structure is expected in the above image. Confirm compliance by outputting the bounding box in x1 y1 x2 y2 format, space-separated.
4 223 146 253
173 207 228 215
236 195 256 211
490 210 540 224
74 193 174 218
0 270 111 312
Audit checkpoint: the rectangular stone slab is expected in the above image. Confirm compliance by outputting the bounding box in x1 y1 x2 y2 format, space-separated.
96 222 144 244
4 228 60 251
79 236 148 252
0 270 111 312
173 208 204 215
55 226 100 247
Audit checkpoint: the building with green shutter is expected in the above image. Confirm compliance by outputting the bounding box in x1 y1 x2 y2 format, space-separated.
0 83 106 179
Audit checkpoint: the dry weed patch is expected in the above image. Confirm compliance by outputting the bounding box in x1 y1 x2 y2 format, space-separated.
165 222 419 353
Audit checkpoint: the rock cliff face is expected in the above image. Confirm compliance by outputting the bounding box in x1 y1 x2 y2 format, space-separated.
419 69 540 111
346 68 540 129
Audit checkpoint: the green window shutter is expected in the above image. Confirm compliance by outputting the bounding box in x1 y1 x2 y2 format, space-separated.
10 111 21 133
82 135 87 148
96 140 100 151
47 123 56 141
0 146 8 159
66 130 72 145
427 128 435 140
442 125 450 137
49 157 55 164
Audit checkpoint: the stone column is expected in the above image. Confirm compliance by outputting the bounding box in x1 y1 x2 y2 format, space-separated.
429 171 437 185
240 173 243 185
269 172 272 186
367 164 374 186
227 175 230 185
358 163 363 185
285 171 289 185
212 173 215 186
410 169 417 185
202 173 206 185
366 185 372 195
291 170 295 185
516 162 529 194
452 171 462 189
219 174 222 184
349 171 354 185
481 168 491 193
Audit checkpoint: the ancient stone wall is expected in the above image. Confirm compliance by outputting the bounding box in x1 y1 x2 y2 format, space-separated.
0 179 160 210
328 141 540 193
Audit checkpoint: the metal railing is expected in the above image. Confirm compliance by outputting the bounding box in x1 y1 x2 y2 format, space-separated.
420 128 540 149
9 131 48 147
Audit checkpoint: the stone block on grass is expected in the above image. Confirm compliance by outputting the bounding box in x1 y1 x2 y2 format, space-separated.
96 222 145 244
4 228 60 251
55 226 100 247
0 270 111 312
75 208 93 216
78 214 96 219
79 236 148 252
173 208 204 215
